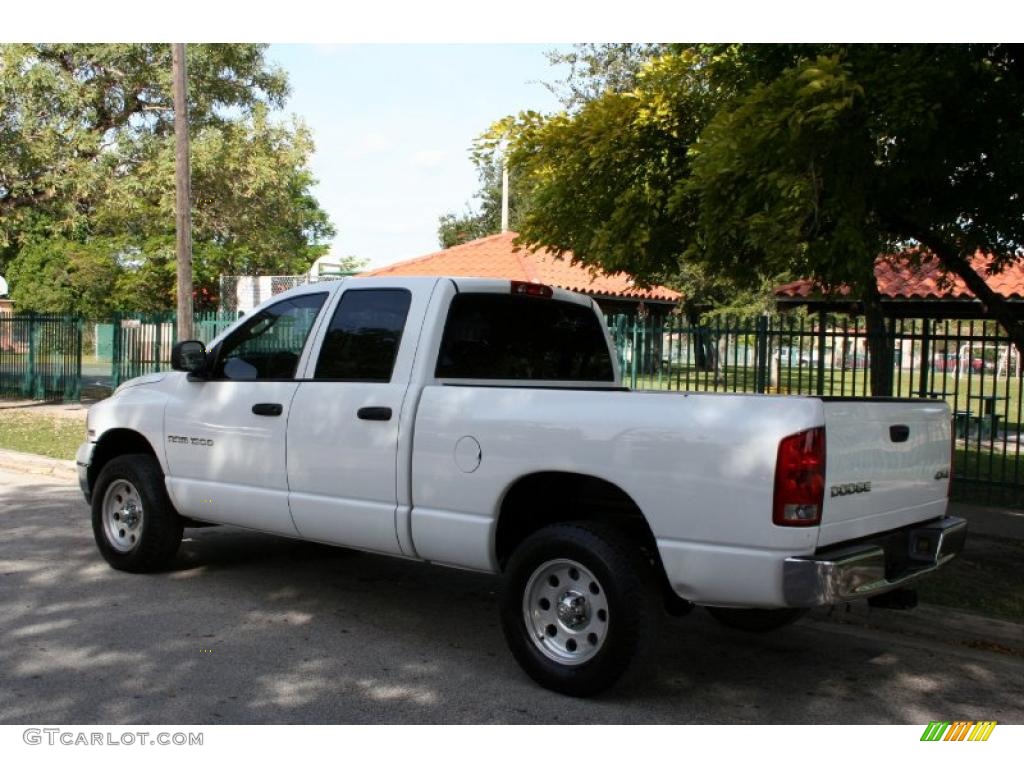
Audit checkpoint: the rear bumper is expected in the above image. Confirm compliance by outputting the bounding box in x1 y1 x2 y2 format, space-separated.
783 516 967 607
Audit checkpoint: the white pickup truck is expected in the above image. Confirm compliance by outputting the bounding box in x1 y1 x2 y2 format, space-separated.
78 276 966 695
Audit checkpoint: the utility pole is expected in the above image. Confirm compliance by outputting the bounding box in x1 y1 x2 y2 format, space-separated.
172 43 193 340
500 161 510 233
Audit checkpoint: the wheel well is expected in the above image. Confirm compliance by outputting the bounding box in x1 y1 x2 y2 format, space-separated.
88 429 158 492
495 472 664 574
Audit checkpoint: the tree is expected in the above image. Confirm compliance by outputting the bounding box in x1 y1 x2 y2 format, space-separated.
437 44 665 250
687 45 1024 394
5 237 123 316
0 44 334 313
436 154 533 248
498 45 1024 394
542 44 670 110
491 51 741 311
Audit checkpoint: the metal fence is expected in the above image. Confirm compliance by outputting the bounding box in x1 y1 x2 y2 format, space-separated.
3 306 1023 506
109 311 238 387
0 314 83 402
608 313 1024 506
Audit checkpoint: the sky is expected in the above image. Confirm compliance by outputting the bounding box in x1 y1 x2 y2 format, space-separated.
266 44 572 270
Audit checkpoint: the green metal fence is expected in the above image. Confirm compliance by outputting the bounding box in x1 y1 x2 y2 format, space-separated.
110 311 239 387
3 305 1024 506
608 313 1024 506
0 314 83 402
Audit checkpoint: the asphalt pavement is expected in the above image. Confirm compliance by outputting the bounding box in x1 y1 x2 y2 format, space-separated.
1 467 1021 724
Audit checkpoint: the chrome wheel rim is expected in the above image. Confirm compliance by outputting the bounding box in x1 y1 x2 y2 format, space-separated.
102 479 144 553
522 558 609 666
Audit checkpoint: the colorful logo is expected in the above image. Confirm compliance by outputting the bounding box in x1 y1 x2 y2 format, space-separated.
921 721 997 741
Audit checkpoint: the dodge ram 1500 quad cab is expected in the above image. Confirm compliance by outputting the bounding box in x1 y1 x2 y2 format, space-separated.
79 277 966 696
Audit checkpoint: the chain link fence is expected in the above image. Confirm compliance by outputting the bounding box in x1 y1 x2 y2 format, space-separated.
217 273 346 315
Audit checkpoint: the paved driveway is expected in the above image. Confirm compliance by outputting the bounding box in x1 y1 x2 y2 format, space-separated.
1 467 1021 724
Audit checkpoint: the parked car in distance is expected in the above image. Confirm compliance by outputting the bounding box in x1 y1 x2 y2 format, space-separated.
933 352 990 372
778 346 818 366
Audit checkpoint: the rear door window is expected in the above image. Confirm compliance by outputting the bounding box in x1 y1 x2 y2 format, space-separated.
436 294 614 381
313 288 412 381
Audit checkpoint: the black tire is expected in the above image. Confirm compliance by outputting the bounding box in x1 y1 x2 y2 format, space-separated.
91 453 183 573
705 606 806 633
500 522 661 697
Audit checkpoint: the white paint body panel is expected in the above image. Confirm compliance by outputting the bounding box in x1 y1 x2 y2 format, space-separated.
163 377 301 536
818 400 952 546
83 276 952 609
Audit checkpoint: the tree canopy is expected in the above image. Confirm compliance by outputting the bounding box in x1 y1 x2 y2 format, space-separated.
436 156 530 249
0 43 334 314
489 45 1024 346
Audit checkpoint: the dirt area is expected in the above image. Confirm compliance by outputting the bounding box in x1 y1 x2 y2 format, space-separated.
0 399 91 421
916 532 1024 623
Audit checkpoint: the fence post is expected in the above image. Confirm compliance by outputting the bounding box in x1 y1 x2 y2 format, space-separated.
917 319 931 398
70 316 83 403
22 313 38 399
630 319 639 390
816 310 827 396
755 314 769 393
32 315 45 400
153 314 163 374
111 312 122 389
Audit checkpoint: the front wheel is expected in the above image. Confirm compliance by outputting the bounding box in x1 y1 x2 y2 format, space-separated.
500 523 660 697
91 454 183 573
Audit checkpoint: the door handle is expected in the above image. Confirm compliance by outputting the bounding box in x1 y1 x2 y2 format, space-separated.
252 403 283 417
357 406 392 421
889 424 910 442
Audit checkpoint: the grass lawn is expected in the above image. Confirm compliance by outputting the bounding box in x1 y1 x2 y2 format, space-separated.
0 411 83 460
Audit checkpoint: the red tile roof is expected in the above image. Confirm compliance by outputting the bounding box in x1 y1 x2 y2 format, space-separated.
363 232 681 303
775 252 1024 302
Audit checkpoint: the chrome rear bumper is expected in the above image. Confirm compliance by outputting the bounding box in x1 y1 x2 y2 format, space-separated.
783 516 967 607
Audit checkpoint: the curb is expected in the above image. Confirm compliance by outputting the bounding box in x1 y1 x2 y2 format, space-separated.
0 448 78 481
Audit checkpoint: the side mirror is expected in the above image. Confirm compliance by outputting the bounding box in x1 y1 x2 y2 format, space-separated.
171 340 208 375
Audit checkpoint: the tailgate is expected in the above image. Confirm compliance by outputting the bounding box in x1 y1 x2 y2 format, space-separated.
819 399 951 546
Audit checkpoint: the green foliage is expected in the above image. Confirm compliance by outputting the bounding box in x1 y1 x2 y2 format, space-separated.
437 208 494 250
542 44 671 110
686 53 875 291
7 238 123 316
0 44 335 313
437 44 669 251
436 154 533 249
494 44 1024 338
488 49 728 307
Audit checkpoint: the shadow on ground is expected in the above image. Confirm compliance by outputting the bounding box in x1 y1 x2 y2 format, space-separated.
1 476 1022 724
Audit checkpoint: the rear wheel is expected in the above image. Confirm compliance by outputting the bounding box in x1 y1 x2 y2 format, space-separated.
91 454 183 573
705 606 806 633
500 523 660 697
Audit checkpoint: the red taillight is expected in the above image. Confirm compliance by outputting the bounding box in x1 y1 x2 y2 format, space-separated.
511 280 553 298
773 427 826 526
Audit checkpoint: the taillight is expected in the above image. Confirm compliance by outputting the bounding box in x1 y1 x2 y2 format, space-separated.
773 427 826 526
511 280 553 298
